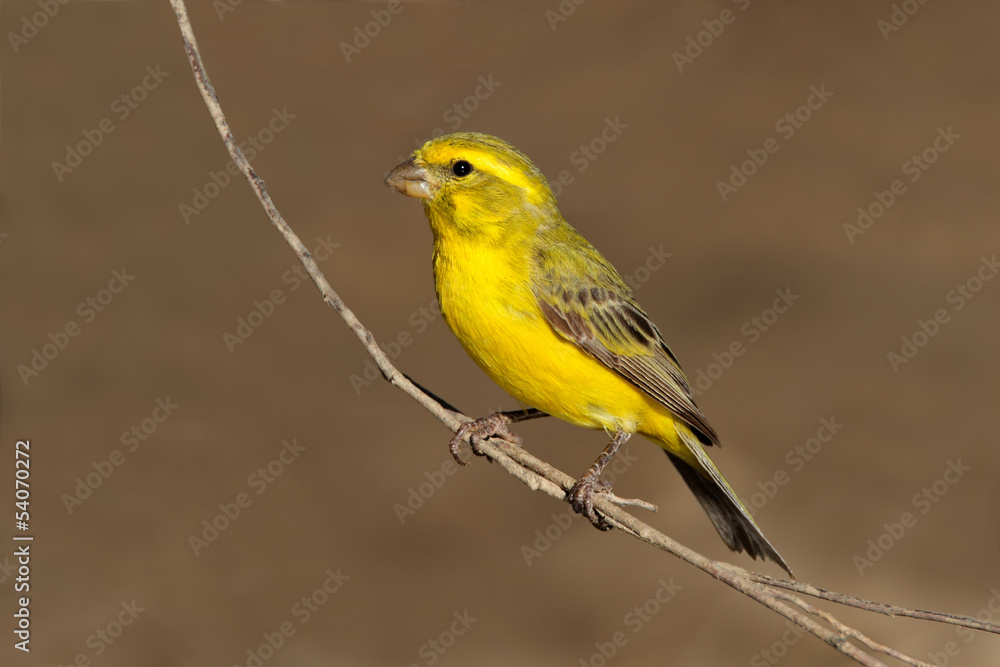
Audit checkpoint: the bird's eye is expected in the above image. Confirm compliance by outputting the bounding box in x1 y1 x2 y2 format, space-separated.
452 160 473 177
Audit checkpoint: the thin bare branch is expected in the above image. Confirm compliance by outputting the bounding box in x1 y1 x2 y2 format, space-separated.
168 3 1000 664
774 591 930 667
752 574 1000 634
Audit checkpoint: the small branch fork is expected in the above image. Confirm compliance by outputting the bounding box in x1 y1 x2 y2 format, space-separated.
169 3 1000 664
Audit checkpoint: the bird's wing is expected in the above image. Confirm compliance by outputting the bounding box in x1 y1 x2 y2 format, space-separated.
533 245 720 445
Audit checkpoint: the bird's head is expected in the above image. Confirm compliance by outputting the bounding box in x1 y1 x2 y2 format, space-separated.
385 132 559 239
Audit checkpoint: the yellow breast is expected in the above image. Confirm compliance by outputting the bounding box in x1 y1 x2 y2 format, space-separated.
432 235 659 435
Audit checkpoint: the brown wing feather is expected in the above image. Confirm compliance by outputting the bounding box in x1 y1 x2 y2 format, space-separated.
535 269 719 446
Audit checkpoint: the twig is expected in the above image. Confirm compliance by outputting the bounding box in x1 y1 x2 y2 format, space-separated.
168 2 1000 664
751 574 1000 634
774 591 930 667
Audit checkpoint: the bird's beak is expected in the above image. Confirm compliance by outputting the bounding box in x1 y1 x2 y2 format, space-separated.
384 158 438 199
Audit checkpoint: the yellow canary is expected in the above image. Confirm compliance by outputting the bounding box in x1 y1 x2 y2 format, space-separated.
385 132 792 576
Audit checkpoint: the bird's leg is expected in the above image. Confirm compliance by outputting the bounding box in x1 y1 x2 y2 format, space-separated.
449 409 548 465
568 430 632 530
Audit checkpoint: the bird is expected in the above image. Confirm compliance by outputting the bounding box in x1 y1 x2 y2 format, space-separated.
384 131 792 577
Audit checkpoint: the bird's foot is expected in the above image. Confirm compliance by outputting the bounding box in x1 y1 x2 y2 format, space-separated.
567 474 614 531
566 430 631 530
449 412 523 465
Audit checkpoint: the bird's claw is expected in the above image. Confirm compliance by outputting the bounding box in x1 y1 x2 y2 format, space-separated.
567 476 614 531
449 413 523 465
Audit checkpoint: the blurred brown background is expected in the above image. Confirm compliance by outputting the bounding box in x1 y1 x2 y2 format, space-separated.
2 1 999 665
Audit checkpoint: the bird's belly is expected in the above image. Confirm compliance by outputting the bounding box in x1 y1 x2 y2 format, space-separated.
436 254 651 433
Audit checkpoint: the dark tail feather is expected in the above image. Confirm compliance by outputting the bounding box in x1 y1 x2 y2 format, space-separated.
666 450 794 578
